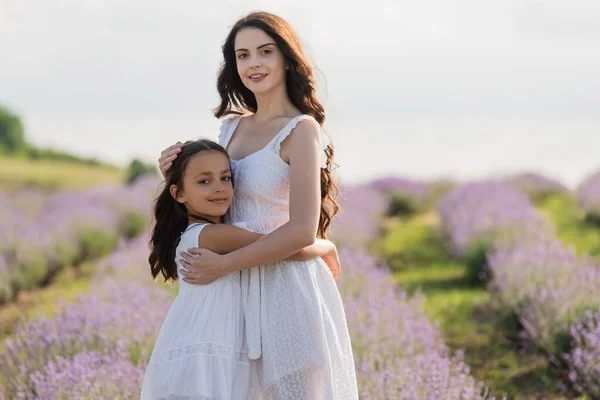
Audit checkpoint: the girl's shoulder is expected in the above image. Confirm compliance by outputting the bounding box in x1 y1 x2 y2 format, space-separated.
180 223 210 245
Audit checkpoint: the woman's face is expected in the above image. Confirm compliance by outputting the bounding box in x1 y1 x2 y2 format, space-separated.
234 27 287 95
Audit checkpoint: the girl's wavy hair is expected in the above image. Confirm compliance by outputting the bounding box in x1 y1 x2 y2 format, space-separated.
213 11 339 238
148 139 232 282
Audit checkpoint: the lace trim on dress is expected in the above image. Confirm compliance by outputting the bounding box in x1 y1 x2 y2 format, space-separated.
217 115 240 147
271 115 329 169
152 342 250 364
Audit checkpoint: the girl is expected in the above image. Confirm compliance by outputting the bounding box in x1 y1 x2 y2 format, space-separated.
158 11 359 399
141 139 340 400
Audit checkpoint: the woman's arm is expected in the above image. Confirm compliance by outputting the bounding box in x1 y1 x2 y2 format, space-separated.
179 120 323 279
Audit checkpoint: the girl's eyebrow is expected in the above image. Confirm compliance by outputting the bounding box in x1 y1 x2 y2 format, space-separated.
194 169 231 178
235 42 275 52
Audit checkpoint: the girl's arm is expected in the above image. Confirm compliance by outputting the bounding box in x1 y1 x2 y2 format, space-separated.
219 119 322 272
180 120 323 276
199 224 335 261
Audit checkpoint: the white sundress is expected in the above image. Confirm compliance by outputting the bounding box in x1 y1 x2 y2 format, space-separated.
140 223 254 400
218 114 359 399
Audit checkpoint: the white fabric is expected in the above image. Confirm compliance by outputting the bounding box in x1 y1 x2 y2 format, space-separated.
219 115 359 399
140 223 256 400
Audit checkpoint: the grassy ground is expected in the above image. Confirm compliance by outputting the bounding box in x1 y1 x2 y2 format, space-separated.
375 213 572 399
535 192 600 259
0 156 125 191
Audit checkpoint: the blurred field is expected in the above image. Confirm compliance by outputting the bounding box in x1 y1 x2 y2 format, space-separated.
371 182 600 399
2 163 600 399
0 156 125 191
0 261 93 350
383 215 565 399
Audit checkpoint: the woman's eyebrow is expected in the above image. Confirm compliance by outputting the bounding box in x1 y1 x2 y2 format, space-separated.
235 42 276 52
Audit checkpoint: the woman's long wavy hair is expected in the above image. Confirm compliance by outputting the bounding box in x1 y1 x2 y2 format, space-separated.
148 139 232 282
213 11 339 239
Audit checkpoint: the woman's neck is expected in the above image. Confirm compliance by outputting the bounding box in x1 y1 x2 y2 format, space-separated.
252 85 298 120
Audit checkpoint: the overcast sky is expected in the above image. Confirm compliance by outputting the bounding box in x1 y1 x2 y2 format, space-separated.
1 0 599 187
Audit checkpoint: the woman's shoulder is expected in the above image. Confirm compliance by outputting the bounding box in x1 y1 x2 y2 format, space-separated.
217 114 245 145
278 114 321 143
218 114 242 131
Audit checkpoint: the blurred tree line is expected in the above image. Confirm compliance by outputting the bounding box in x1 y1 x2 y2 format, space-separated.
0 104 157 184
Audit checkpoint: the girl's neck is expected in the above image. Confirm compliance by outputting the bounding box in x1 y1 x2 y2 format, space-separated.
188 216 220 225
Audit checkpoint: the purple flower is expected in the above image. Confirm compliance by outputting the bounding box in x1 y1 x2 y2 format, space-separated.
438 179 550 257
489 236 600 364
29 342 145 399
368 177 429 199
338 248 496 399
330 184 388 247
564 309 600 397
0 235 171 397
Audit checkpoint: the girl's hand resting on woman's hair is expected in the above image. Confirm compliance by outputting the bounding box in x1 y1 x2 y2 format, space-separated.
158 142 184 177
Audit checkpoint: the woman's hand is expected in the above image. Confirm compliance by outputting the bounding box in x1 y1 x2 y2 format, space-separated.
178 248 230 285
158 142 184 177
321 244 341 280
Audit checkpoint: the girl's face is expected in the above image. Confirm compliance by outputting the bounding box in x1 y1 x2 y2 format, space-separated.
234 27 287 96
171 150 233 224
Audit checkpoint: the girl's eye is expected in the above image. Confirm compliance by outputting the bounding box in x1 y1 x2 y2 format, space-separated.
262 49 272 55
237 53 247 59
222 176 232 182
198 179 209 184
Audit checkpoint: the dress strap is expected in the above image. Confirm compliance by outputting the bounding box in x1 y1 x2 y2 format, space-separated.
217 115 242 149
180 223 210 251
269 114 329 168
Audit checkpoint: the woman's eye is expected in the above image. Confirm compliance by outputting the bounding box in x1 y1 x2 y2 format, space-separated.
262 49 272 55
198 179 209 184
222 176 232 182
237 53 247 59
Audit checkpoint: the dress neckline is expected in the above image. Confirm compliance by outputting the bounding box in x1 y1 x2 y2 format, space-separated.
225 114 305 163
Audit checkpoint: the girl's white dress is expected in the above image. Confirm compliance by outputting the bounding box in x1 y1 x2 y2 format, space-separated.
140 223 254 400
219 114 359 399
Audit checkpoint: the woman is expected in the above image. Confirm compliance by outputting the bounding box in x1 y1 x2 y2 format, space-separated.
158 11 358 399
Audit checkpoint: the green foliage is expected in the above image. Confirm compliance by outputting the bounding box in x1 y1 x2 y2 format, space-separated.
2 249 49 304
464 238 494 285
27 146 118 169
0 105 27 155
387 194 420 217
77 228 118 262
119 212 148 239
584 211 600 229
537 192 600 259
126 159 158 184
52 242 79 274
423 179 455 209
372 215 448 271
0 104 120 171
0 278 15 304
0 156 125 192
